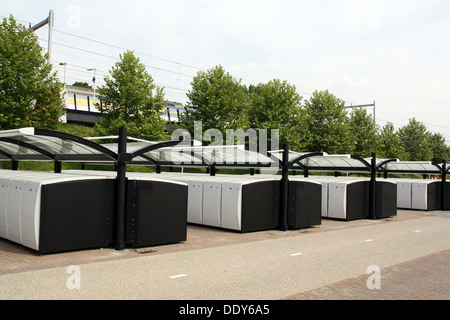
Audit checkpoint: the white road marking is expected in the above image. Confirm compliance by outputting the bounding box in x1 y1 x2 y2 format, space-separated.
290 253 303 257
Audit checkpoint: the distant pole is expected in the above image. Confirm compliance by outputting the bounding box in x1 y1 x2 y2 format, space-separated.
48 10 54 63
373 100 376 123
345 101 376 123
29 10 54 64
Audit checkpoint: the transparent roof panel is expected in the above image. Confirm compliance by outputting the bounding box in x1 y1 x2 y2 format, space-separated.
270 151 370 170
384 161 441 173
100 141 158 154
0 140 49 160
300 155 370 170
139 145 278 167
268 150 313 163
10 134 104 156
0 127 116 162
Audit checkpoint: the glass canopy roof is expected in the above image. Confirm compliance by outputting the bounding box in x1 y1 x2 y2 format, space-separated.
0 128 280 168
0 128 447 174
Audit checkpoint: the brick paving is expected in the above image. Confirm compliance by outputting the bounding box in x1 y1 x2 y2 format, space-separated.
285 250 450 300
0 209 449 300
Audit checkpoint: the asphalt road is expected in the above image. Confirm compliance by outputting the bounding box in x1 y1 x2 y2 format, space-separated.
0 214 449 300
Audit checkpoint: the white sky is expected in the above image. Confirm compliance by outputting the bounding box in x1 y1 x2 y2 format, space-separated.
2 0 449 141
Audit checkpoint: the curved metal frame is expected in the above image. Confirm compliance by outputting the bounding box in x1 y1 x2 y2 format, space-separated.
0 137 55 160
350 155 373 172
35 129 118 161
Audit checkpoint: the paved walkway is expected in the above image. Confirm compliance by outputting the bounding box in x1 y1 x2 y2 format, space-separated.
0 210 449 300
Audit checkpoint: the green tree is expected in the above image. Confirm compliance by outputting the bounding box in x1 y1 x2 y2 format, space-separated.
398 118 432 161
95 50 167 140
378 122 408 160
248 79 306 151
427 132 449 164
348 108 380 158
303 90 354 154
181 65 249 138
0 15 65 130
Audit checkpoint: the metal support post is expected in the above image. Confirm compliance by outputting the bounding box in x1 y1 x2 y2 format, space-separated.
304 169 309 178
442 160 447 211
54 161 62 173
279 143 289 231
114 127 127 250
369 153 377 220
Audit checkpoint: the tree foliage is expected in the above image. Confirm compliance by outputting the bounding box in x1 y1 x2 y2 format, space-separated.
349 108 380 158
0 15 65 130
95 50 167 140
303 90 354 154
378 122 408 160
428 132 449 164
398 118 433 161
182 65 249 137
179 66 449 162
248 79 306 151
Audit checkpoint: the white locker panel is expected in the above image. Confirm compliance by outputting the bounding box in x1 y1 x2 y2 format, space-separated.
411 182 428 210
397 181 412 209
186 180 203 224
221 181 243 231
0 178 10 238
320 182 329 218
7 179 25 244
20 181 41 250
202 181 222 227
327 182 347 219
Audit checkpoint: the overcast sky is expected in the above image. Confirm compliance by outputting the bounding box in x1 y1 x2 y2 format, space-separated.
2 0 449 141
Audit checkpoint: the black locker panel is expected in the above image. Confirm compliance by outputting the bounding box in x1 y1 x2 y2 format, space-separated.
446 181 450 210
39 179 115 254
427 181 441 211
126 180 188 248
288 180 322 229
241 180 279 233
346 181 369 221
376 181 397 218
